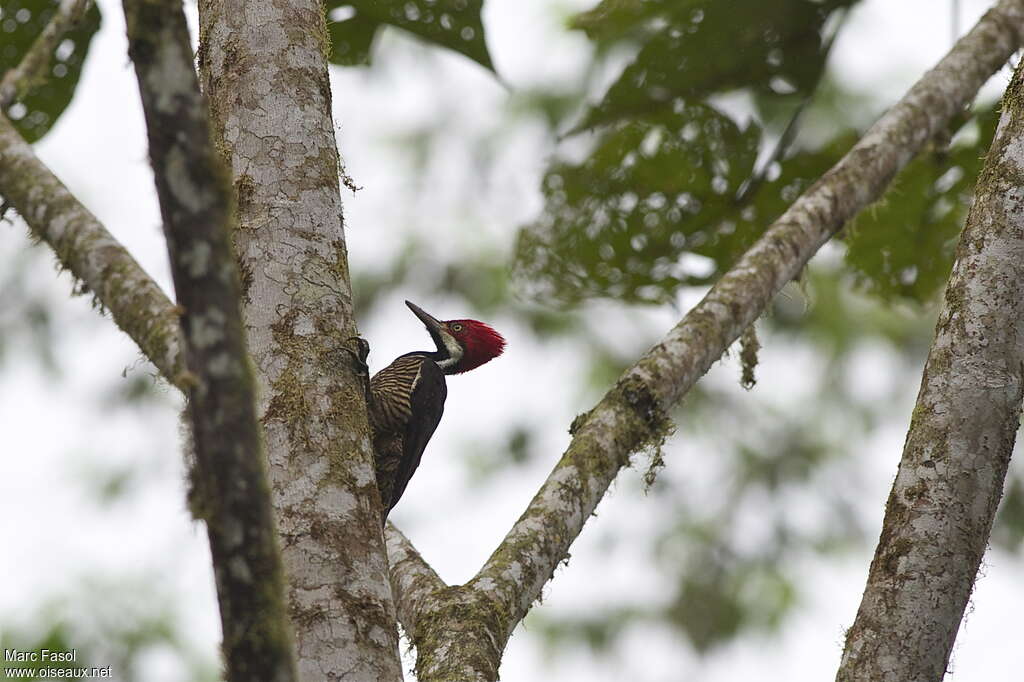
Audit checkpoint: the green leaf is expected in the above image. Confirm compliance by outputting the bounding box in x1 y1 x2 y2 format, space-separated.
326 0 494 72
0 0 101 142
327 8 380 66
843 105 999 303
514 103 867 306
747 130 857 230
569 0 857 131
514 104 762 305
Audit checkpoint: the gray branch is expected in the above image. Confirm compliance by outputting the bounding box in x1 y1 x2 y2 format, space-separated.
0 0 91 108
384 523 448 643
834 54 1024 682
0 112 186 389
391 1 1024 678
0 0 183 388
121 0 298 680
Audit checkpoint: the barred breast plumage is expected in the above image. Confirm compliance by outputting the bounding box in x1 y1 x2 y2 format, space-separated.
368 352 447 523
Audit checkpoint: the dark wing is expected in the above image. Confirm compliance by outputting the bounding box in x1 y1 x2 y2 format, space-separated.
388 358 446 513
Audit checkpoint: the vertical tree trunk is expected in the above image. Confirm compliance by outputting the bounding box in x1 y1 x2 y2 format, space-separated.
121 1 297 678
836 61 1024 682
196 2 403 679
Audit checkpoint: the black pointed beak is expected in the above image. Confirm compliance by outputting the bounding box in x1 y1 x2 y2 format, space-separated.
405 300 444 336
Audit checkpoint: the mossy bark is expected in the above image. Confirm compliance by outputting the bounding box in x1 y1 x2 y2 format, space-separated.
387 3 1024 679
0 112 186 389
835 56 1024 682
122 1 297 680
196 0 401 679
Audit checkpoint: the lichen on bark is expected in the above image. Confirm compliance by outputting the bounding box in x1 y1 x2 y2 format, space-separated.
835 55 1024 682
122 0 298 679
389 3 1024 678
0 112 186 389
197 0 402 679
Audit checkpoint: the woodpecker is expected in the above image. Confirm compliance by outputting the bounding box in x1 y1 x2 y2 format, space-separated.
368 300 505 524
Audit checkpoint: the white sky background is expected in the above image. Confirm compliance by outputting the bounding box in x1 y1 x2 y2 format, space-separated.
1 0 1022 680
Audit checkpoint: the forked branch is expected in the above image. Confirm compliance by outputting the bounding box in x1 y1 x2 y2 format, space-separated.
391 2 1024 678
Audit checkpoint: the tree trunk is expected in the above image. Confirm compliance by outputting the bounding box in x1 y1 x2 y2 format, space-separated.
122 0 298 678
196 1 403 679
835 58 1024 682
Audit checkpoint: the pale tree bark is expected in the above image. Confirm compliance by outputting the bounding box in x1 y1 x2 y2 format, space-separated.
386 2 1024 679
121 0 297 680
834 59 1024 682
196 1 402 680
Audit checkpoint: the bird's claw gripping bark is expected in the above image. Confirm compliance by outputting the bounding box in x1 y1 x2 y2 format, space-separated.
344 336 371 376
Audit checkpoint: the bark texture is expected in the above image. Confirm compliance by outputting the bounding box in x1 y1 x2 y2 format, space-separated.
0 112 185 388
196 1 402 679
389 2 1024 679
384 524 447 645
834 59 1024 682
122 1 297 680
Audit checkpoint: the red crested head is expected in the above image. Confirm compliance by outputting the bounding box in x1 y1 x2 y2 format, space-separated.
443 318 506 374
405 301 506 375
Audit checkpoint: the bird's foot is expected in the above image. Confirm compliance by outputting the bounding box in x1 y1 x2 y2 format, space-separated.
343 336 371 376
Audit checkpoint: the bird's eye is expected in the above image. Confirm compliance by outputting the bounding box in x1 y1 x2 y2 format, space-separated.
450 323 464 332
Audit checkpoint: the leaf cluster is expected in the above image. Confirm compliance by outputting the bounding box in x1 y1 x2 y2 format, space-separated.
1 0 101 142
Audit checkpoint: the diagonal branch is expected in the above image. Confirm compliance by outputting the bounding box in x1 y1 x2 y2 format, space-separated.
121 0 297 680
384 523 448 642
834 55 1024 682
0 0 92 108
0 112 186 389
391 1 1024 678
0 0 183 388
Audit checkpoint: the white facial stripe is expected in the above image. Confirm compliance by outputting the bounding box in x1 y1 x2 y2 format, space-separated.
436 329 463 370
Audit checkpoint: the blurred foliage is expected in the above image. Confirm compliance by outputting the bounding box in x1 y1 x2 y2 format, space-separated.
516 104 762 303
514 110 857 304
2 580 219 682
0 241 59 370
326 0 494 71
569 0 859 131
842 104 1000 301
0 0 101 142
513 0 999 307
770 265 934 359
993 469 1024 554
